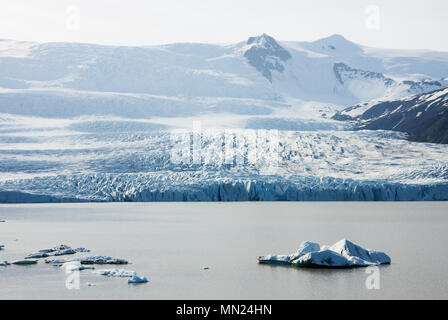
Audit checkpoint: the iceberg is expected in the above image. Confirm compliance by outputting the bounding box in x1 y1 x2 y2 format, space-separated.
61 261 94 271
25 252 49 259
12 259 38 265
61 261 82 272
95 268 136 277
35 245 90 256
77 256 128 265
95 268 148 284
47 255 128 266
258 239 390 268
128 274 149 284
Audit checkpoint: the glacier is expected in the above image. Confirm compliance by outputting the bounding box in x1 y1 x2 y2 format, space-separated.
0 118 448 202
1 34 448 202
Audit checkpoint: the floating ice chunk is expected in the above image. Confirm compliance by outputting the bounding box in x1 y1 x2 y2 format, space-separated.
36 245 89 256
79 265 95 270
12 259 38 265
0 261 10 266
258 239 390 268
61 261 82 272
96 268 136 277
289 241 321 261
257 254 291 265
54 249 77 256
128 274 148 284
46 244 71 253
47 255 128 266
38 249 53 253
291 250 352 267
25 252 49 259
328 239 391 266
60 261 93 271
45 258 67 265
258 241 321 265
78 256 128 265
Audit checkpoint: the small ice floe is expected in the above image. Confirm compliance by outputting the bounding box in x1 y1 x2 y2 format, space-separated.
79 265 95 270
0 261 10 266
61 261 82 272
45 258 66 265
25 252 49 259
95 269 148 284
128 274 148 284
12 259 38 265
95 268 136 277
60 261 94 272
36 245 90 257
258 239 391 268
48 255 128 266
77 256 128 265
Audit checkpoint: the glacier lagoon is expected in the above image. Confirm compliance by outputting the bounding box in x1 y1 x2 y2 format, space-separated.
1 202 448 299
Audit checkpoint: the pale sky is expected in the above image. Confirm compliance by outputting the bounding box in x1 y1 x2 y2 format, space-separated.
1 0 447 51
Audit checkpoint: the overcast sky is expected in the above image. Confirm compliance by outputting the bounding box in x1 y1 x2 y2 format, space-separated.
1 0 446 51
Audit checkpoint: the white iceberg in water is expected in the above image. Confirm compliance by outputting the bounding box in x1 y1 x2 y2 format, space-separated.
76 256 128 265
34 244 90 257
47 255 128 266
95 268 148 284
61 261 95 271
258 241 321 265
128 274 149 284
12 259 38 265
95 268 136 277
26 252 49 259
258 239 391 268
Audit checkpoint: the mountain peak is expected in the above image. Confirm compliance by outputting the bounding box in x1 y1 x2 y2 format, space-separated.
305 34 361 54
244 33 291 83
323 34 348 42
247 33 277 46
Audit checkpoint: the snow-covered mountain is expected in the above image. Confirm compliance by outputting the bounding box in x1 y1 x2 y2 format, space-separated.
333 87 448 144
1 34 448 202
1 34 448 121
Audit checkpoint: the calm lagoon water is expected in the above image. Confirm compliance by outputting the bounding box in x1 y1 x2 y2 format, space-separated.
0 202 447 300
